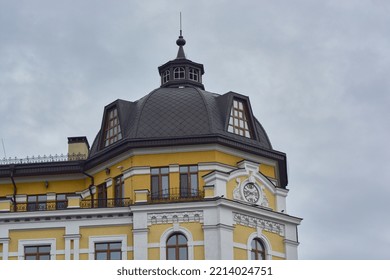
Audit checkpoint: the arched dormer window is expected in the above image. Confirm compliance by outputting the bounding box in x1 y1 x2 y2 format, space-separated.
251 238 266 260
166 233 188 260
189 68 199 82
162 70 170 84
174 67 185 79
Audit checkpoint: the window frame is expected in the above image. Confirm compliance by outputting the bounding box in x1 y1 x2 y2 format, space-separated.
94 241 122 260
96 183 107 208
166 233 188 260
228 99 253 139
151 167 170 200
162 70 170 84
179 165 198 198
113 175 124 207
173 67 185 79
103 107 122 147
251 238 266 260
188 68 199 82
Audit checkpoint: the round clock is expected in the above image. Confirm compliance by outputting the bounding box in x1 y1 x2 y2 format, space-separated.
242 183 260 203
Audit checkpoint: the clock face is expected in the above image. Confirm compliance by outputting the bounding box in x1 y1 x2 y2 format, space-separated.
243 183 260 203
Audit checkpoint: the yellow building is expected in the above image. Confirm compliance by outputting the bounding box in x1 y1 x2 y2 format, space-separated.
0 32 301 260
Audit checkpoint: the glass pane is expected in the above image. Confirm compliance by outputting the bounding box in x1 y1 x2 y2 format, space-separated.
251 251 256 260
39 246 51 253
177 234 187 244
95 243 108 250
151 168 159 175
167 248 176 260
179 247 188 260
39 254 50 260
167 235 177 246
189 166 198 172
191 174 198 194
239 101 243 110
110 251 121 260
25 246 38 254
162 176 169 191
180 166 188 173
57 194 66 200
28 196 36 202
228 125 234 133
96 252 107 260
161 167 169 174
110 242 122 250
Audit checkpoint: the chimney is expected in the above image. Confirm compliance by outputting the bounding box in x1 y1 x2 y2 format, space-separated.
68 136 89 160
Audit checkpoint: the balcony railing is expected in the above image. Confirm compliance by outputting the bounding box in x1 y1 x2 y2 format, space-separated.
0 153 87 165
11 200 68 212
80 198 132 209
148 188 204 203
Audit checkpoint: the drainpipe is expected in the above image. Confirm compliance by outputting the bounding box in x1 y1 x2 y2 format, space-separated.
10 165 17 212
82 171 94 207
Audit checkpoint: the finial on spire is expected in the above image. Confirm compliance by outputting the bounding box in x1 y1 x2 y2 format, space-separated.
176 12 186 58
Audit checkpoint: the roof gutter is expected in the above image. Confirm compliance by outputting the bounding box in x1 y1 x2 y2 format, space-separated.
10 165 17 212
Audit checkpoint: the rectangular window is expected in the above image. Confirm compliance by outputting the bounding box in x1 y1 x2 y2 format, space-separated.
56 194 68 210
179 166 198 198
114 175 124 206
151 167 169 199
24 245 51 260
97 183 107 208
228 99 252 138
103 107 122 147
95 242 122 260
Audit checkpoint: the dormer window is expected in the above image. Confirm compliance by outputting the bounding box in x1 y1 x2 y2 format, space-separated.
103 107 122 147
174 67 185 79
228 99 252 138
162 70 170 84
189 68 199 82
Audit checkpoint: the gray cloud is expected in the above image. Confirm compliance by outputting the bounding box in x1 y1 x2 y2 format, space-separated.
1 0 389 259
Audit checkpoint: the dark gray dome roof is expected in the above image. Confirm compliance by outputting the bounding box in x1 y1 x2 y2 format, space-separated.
90 86 272 157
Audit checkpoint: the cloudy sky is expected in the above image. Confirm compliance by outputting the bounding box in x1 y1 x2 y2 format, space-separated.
1 0 389 259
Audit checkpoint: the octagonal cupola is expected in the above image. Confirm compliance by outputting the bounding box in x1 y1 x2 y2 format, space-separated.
158 30 205 90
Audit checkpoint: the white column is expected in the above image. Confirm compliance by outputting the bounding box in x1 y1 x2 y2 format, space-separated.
64 234 81 260
132 211 148 260
0 238 10 260
284 223 299 259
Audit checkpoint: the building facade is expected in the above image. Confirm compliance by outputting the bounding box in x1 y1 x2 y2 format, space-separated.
0 32 301 260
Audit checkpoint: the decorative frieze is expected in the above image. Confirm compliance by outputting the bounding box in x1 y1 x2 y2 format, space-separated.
233 213 285 236
148 211 203 226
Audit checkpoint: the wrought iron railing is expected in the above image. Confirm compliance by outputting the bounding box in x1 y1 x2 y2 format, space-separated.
80 198 132 209
0 153 87 165
148 188 204 203
11 200 68 212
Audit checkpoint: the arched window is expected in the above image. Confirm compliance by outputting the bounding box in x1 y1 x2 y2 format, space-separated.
162 70 170 84
251 238 266 260
189 68 199 81
174 67 185 79
166 233 188 260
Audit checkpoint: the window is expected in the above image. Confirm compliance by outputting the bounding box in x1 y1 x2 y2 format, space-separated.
95 242 122 260
103 107 122 147
114 175 124 207
96 183 107 208
228 99 252 138
162 70 170 84
180 166 198 198
251 238 265 260
189 68 199 81
151 167 169 200
24 245 51 260
174 67 185 79
27 195 47 211
166 233 188 260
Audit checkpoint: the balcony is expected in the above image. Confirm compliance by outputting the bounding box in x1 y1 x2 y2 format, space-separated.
7 198 131 212
147 188 204 203
80 198 132 209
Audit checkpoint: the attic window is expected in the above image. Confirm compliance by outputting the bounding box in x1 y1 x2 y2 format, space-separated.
174 67 185 79
162 70 170 84
103 107 122 147
189 68 199 82
228 99 252 138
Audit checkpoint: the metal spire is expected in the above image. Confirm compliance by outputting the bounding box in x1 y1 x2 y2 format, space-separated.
176 12 186 59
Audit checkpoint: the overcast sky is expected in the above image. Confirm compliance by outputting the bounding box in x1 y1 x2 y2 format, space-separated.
1 0 389 259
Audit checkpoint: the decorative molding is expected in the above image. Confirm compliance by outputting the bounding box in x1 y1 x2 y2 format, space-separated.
232 174 269 207
148 211 203 226
233 213 285 237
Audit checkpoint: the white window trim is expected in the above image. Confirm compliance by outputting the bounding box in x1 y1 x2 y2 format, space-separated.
159 226 194 260
18 238 56 260
89 235 127 260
